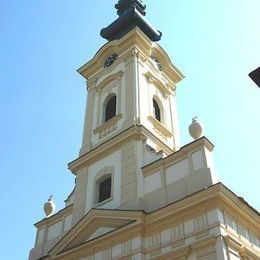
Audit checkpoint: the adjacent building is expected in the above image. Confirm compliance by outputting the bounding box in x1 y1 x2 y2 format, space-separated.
29 1 260 259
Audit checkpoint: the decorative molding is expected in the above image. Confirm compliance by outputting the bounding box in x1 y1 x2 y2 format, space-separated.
46 184 260 260
147 115 173 140
96 71 124 92
144 71 172 96
93 113 123 139
151 55 162 71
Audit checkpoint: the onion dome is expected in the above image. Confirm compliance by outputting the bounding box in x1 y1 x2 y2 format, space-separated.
100 0 162 42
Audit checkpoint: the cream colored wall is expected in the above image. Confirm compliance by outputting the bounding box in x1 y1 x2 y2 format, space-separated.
72 166 88 225
91 70 126 148
46 221 63 241
30 194 260 260
121 140 138 207
80 39 182 155
85 150 122 213
137 61 178 151
30 28 260 260
143 171 161 195
30 213 73 260
36 214 73 245
80 64 127 154
76 208 260 260
63 214 72 233
142 146 219 212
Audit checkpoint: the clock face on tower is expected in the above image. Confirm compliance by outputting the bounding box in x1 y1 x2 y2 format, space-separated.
104 53 118 68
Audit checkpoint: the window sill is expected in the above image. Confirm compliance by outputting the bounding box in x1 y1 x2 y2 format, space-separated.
93 197 113 208
93 113 123 139
147 115 173 139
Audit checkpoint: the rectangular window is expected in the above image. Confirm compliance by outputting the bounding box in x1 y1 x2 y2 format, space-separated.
98 176 112 203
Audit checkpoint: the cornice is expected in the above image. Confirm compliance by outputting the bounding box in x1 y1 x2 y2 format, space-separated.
145 183 259 233
46 184 259 259
77 28 184 86
225 234 260 258
49 209 145 258
217 184 260 231
68 125 143 173
68 125 173 174
93 113 123 136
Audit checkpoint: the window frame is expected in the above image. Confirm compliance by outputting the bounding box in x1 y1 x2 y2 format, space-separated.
103 94 117 122
93 167 114 207
153 98 161 122
97 175 112 203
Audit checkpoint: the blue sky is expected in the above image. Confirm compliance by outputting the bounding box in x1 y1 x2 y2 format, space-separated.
0 1 259 259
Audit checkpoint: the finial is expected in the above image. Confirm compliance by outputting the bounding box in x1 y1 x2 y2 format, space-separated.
43 195 56 217
115 0 146 16
189 117 204 140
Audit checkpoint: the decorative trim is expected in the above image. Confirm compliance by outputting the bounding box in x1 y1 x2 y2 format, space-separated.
46 184 259 260
93 113 123 139
96 71 124 92
147 115 173 139
224 234 260 259
144 71 172 96
77 28 184 86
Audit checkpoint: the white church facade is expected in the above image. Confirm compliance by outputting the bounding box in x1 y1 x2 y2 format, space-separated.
29 1 260 259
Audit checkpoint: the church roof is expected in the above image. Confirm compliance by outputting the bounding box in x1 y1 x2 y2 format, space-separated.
100 0 162 42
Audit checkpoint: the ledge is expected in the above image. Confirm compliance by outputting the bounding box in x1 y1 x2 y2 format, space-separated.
147 115 173 138
142 136 214 176
93 114 123 139
93 197 113 209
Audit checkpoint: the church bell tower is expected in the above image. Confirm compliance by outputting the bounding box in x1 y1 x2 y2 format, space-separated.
29 1 260 260
69 0 184 224
79 0 183 157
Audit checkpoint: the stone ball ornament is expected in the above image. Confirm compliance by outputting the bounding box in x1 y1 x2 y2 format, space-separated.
44 196 56 217
189 117 204 140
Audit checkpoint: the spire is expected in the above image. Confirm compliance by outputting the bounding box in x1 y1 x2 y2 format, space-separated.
100 0 162 42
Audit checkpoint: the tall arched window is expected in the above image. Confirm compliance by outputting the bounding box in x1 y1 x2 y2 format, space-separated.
153 98 161 122
104 94 117 122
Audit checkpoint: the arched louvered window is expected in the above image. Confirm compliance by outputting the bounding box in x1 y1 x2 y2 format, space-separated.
153 98 161 122
104 94 116 122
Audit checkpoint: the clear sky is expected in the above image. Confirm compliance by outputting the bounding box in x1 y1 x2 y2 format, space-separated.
0 1 259 259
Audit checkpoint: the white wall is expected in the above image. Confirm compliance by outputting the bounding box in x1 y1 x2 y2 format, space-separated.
144 171 161 195
165 159 190 185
